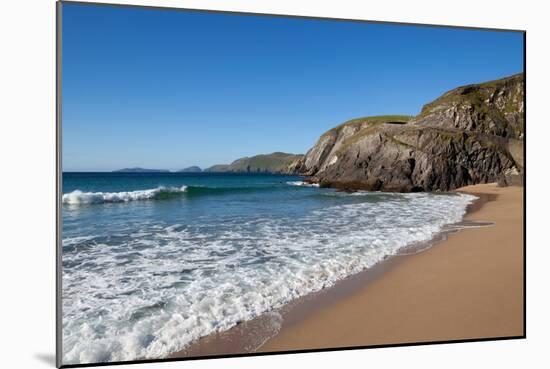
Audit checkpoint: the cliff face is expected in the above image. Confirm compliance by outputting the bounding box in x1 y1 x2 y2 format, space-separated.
296 74 524 192
206 152 303 174
298 116 411 176
414 74 524 138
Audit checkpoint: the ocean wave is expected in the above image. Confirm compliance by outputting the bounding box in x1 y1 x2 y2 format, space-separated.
286 181 320 187
61 192 477 364
63 185 289 205
62 186 188 204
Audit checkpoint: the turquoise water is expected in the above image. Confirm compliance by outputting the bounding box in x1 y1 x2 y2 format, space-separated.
61 172 476 364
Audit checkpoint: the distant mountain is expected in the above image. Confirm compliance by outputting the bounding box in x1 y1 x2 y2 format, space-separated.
204 164 230 173
205 152 303 174
113 167 170 173
178 166 202 173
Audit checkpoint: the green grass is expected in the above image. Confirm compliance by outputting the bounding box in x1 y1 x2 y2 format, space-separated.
323 115 412 137
418 73 524 119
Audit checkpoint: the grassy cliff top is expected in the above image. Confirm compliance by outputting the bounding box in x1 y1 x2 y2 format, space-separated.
419 73 524 117
322 115 412 137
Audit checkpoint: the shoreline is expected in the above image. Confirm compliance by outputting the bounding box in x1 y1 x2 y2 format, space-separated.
170 183 524 358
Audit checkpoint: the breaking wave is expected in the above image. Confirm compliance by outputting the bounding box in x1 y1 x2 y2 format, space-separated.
286 181 320 187
62 186 188 204
61 185 287 205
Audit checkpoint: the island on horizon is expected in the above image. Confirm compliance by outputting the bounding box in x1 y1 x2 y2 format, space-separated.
178 166 202 173
109 152 305 175
113 167 170 173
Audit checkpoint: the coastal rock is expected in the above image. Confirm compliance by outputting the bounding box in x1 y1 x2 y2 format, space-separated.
412 73 524 138
296 74 524 192
296 116 411 176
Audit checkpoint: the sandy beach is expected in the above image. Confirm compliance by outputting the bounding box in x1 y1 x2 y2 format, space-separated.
172 183 524 358
258 183 524 352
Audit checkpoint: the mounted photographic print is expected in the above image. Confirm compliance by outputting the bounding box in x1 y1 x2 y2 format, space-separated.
57 1 525 367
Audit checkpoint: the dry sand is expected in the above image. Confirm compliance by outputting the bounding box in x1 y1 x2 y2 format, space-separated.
258 183 524 352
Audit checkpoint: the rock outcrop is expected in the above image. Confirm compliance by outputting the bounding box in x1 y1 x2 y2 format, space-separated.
295 73 524 192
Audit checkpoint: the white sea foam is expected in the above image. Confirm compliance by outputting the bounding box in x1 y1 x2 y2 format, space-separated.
286 181 320 187
62 235 96 247
62 186 188 204
62 192 477 364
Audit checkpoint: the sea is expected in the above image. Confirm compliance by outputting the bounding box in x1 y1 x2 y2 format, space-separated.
61 172 477 364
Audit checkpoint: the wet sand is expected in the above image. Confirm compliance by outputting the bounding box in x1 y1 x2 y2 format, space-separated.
259 183 524 351
172 183 524 358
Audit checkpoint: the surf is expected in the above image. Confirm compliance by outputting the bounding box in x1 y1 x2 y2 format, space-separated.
62 183 305 205
62 185 188 204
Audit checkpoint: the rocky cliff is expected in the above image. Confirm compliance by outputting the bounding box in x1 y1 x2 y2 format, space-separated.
206 152 303 174
295 73 524 192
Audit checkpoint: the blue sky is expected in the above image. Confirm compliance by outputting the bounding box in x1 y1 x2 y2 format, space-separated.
62 3 524 171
